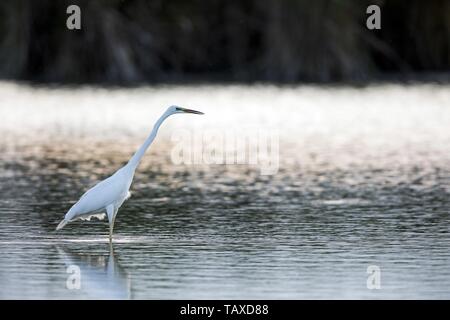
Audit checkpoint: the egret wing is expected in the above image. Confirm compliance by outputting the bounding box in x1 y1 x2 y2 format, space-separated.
65 175 125 220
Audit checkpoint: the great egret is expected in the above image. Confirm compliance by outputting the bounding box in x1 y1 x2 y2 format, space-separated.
56 105 204 241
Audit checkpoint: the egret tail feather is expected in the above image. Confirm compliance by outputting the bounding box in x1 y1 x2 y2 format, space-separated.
56 219 68 231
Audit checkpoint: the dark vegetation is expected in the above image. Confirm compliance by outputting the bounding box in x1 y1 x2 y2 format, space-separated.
0 0 448 84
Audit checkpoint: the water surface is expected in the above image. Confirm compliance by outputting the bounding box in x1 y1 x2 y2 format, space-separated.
0 82 449 299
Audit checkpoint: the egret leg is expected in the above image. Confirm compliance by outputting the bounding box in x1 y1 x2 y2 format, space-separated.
106 204 116 242
109 215 117 242
109 224 113 242
108 239 114 254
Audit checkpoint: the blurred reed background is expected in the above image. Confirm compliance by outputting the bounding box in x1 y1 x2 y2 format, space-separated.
0 0 448 84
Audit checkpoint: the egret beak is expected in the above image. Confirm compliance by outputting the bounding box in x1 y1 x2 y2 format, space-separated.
176 107 204 115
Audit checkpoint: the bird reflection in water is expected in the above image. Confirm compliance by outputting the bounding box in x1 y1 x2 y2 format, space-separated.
56 245 131 299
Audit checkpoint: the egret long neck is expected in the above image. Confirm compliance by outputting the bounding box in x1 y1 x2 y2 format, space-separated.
127 111 170 170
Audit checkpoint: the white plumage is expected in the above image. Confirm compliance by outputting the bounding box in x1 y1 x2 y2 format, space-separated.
56 105 204 241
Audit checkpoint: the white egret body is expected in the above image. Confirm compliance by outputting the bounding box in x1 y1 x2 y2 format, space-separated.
56 105 204 240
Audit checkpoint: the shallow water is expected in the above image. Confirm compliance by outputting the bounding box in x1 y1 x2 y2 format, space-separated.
0 82 449 299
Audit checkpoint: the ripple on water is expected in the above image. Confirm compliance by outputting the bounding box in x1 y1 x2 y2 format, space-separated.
0 84 449 298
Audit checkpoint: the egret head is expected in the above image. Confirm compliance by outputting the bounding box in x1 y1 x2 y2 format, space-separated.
168 105 204 115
